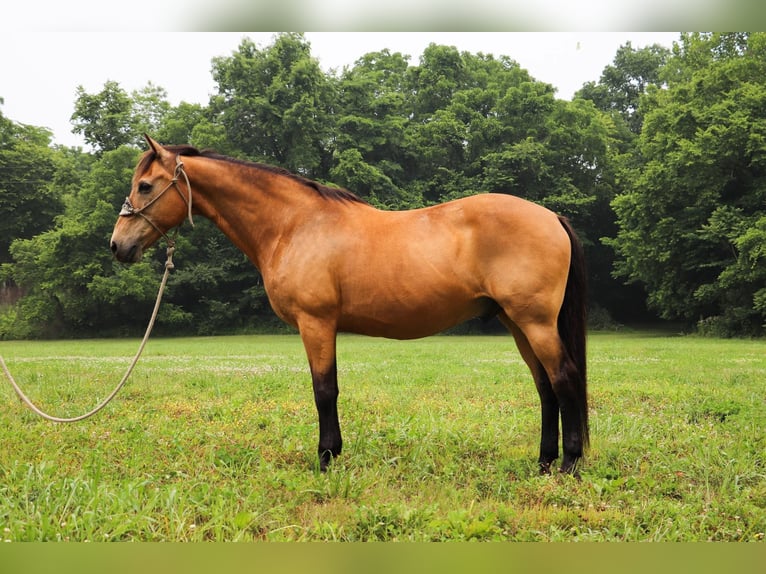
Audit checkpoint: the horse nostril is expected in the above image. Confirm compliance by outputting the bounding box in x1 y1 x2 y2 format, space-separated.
110 241 118 254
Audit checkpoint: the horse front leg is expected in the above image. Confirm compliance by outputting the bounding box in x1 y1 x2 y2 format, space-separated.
299 319 341 471
312 360 341 471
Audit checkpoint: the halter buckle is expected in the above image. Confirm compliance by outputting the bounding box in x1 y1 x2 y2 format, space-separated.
119 197 136 217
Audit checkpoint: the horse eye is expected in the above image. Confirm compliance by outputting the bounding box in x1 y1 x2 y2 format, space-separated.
138 182 152 194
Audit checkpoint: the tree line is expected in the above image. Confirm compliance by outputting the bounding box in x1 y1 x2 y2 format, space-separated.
1 32 764 339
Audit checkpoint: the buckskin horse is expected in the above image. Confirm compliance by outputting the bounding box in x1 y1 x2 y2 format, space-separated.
110 136 589 475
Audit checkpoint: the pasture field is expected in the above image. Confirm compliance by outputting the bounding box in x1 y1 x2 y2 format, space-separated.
0 332 764 541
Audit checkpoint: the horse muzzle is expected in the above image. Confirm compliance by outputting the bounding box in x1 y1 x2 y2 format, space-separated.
110 237 143 263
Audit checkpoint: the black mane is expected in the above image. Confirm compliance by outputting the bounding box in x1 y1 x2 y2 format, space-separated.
141 144 366 205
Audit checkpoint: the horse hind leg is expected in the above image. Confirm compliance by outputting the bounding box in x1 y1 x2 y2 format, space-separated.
522 322 586 475
502 311 586 475
501 316 560 474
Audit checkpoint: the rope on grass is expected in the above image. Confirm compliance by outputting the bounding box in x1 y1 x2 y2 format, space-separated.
0 245 175 423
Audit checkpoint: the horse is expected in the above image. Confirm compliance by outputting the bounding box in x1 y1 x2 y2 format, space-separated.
110 135 589 475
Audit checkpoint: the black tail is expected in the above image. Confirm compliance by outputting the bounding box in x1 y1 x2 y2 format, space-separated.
557 216 589 450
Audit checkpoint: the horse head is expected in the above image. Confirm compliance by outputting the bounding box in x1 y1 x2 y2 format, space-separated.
110 135 193 263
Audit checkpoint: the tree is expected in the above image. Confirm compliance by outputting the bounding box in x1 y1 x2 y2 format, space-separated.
71 81 173 153
209 33 335 177
402 47 559 205
573 41 676 322
21 35 755 338
578 41 670 135
608 33 766 335
130 82 172 139
0 109 62 265
155 219 271 335
332 49 414 207
408 43 468 120
71 81 135 152
153 102 211 148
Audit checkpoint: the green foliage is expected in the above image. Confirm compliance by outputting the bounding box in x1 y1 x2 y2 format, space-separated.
332 49 414 207
71 81 173 153
609 33 766 334
578 41 670 134
0 112 62 264
159 220 271 335
151 101 206 146
71 81 135 152
209 33 335 175
329 148 406 208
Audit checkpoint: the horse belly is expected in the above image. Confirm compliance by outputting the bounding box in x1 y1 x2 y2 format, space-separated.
337 303 485 339
336 273 490 339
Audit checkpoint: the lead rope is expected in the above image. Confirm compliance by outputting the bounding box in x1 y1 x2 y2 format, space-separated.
0 243 176 423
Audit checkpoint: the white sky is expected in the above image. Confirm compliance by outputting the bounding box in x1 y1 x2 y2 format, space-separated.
0 32 679 149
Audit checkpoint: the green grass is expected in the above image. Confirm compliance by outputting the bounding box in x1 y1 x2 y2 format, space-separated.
0 333 764 541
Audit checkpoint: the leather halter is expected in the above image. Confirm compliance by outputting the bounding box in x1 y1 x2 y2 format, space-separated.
119 154 194 242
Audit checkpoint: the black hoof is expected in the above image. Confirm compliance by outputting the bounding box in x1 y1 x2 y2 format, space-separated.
559 456 582 479
318 448 339 472
539 461 554 475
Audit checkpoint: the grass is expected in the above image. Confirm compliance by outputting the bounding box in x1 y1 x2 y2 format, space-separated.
0 332 764 541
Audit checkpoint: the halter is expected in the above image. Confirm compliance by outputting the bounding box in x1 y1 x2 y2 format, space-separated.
119 154 195 242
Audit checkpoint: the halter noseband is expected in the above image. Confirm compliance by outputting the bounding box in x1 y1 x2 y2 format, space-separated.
119 154 195 242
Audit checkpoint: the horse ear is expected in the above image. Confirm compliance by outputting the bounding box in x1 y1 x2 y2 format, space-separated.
144 134 159 152
144 134 173 168
144 134 172 161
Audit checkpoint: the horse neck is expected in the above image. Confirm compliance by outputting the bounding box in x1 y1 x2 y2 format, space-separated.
186 157 323 271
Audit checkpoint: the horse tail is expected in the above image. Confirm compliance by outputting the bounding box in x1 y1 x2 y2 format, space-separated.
557 216 589 449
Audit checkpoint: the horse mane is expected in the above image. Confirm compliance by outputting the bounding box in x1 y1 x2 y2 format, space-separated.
141 144 366 205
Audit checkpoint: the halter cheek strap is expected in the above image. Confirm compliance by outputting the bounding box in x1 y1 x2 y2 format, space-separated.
120 154 195 242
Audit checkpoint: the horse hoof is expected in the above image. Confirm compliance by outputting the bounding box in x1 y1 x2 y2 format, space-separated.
559 462 581 480
319 448 338 472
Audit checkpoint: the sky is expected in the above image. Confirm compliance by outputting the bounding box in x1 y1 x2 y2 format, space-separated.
0 32 680 149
